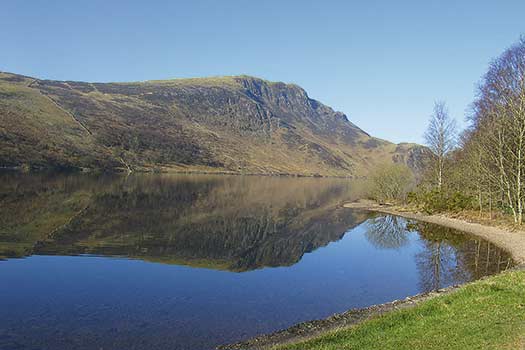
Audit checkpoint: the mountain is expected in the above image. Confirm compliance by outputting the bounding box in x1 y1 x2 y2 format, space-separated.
0 71 426 176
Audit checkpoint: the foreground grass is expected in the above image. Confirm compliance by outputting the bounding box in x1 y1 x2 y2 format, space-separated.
278 269 525 350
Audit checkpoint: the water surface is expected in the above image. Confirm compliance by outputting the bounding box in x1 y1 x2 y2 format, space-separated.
0 173 512 350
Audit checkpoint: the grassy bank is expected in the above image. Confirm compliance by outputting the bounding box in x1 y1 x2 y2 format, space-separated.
277 268 525 350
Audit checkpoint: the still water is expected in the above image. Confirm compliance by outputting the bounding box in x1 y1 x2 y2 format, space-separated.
0 173 513 350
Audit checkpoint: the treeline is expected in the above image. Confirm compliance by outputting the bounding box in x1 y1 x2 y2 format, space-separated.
415 37 525 224
369 37 525 225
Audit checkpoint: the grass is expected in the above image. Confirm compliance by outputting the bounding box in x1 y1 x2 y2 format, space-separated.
277 269 525 350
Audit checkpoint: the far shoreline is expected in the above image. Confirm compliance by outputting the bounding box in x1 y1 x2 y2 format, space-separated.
0 166 356 179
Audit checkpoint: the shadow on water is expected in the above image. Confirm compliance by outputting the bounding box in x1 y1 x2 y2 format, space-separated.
0 172 514 350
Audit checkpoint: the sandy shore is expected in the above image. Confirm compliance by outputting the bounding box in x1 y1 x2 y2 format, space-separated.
220 203 525 350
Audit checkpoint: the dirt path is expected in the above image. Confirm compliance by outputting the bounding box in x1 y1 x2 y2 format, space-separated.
344 202 525 265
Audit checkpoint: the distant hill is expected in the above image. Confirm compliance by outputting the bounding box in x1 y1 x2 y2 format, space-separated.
0 72 426 176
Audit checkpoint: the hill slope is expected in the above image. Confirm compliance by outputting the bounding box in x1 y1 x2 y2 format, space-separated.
0 72 425 176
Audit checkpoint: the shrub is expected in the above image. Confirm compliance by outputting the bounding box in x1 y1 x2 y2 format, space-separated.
409 188 473 214
368 163 415 203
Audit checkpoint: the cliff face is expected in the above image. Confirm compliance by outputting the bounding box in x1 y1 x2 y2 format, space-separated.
0 72 426 176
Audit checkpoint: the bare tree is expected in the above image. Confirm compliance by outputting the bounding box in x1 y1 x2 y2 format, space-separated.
424 101 457 190
419 37 525 224
469 37 525 224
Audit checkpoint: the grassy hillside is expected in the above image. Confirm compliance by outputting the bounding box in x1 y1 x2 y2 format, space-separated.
0 72 426 176
0 73 120 170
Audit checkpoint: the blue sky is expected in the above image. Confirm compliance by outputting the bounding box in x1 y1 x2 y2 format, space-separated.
2 1 524 143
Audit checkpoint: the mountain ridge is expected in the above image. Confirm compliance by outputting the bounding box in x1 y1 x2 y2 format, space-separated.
0 71 426 176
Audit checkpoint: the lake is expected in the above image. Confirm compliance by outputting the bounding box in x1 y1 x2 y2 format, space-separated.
0 173 513 350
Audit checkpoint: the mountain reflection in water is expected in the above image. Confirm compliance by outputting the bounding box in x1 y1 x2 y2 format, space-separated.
0 172 368 270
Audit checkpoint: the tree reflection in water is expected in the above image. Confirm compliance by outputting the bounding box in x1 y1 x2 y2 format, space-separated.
411 222 512 292
364 215 409 249
363 217 514 292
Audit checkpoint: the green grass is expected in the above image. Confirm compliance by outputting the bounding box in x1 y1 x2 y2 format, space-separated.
278 269 525 350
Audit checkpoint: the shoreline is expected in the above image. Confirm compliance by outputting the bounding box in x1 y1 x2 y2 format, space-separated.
219 284 463 350
0 166 355 179
220 203 525 350
344 202 525 265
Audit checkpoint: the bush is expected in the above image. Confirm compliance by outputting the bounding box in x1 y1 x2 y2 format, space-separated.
368 163 415 203
408 188 473 214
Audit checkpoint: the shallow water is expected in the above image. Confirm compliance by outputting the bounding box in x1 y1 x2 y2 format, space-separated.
0 173 513 350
